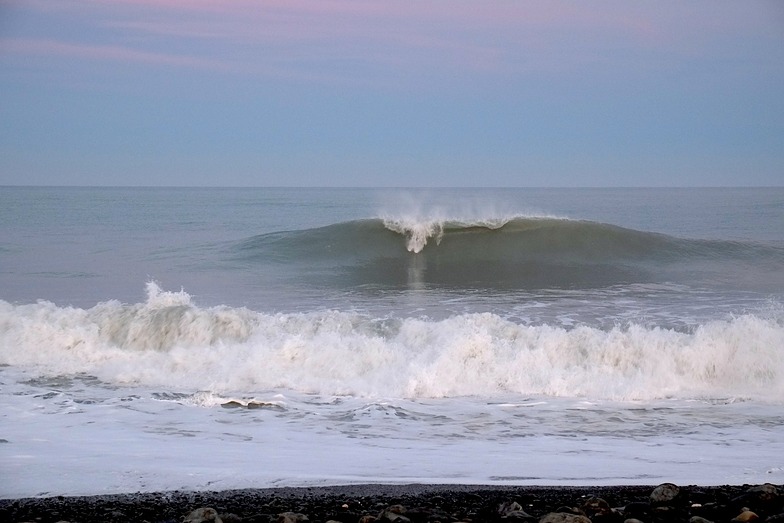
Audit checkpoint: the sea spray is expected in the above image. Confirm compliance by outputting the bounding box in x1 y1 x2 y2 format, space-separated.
381 216 515 253
382 218 445 253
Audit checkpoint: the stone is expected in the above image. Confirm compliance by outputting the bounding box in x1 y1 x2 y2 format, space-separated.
747 483 779 502
538 513 592 523
732 510 759 522
498 501 524 515
278 512 309 523
581 497 610 517
624 519 645 523
689 517 714 523
554 506 581 515
377 507 411 523
497 501 534 519
381 514 410 523
507 510 535 520
621 501 648 518
650 483 681 506
183 507 223 523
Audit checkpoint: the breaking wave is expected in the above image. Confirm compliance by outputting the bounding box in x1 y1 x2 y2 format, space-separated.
232 217 784 289
2 283 783 402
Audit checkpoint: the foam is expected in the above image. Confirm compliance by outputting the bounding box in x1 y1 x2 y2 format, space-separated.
382 218 445 253
1 286 782 402
380 214 549 253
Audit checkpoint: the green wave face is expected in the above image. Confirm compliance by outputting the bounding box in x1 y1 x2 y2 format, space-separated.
231 218 784 290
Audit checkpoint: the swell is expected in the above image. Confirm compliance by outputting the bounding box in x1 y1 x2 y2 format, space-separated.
2 284 783 402
232 217 784 289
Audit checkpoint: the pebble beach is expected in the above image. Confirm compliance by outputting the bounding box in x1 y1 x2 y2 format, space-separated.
1 483 783 523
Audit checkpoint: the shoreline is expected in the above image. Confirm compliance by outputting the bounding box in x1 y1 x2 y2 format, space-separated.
1 483 782 523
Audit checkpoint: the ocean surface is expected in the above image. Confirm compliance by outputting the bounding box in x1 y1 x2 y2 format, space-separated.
1 186 783 498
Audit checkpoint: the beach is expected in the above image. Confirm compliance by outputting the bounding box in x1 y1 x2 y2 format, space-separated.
2 483 783 522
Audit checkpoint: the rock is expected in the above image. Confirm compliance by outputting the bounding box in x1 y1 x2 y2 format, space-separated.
411 505 454 522
650 483 681 506
538 513 592 523
377 506 410 523
624 519 645 523
497 501 533 519
747 483 779 502
278 512 309 523
731 483 781 509
183 507 223 523
387 505 407 514
581 497 610 517
499 501 523 515
732 510 759 522
553 506 581 514
507 510 535 520
621 501 648 519
689 517 714 523
380 514 410 523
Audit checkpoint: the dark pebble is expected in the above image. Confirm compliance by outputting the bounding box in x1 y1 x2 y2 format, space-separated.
0 484 783 523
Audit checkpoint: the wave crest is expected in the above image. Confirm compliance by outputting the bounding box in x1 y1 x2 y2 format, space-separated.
381 216 515 253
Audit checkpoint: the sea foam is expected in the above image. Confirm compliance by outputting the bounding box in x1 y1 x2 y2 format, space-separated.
1 285 782 402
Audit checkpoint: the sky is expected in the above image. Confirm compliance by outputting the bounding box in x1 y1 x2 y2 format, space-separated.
0 1 783 187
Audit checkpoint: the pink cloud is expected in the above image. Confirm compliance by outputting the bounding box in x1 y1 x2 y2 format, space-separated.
8 0 782 89
82 1 725 69
22 0 782 45
1 37 234 72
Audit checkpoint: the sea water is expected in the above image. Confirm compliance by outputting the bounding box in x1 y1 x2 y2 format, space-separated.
1 187 783 498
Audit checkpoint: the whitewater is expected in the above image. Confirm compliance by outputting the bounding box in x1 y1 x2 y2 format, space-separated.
3 282 783 400
1 187 783 498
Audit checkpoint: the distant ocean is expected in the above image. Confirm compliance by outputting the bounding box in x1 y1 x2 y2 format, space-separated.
1 187 783 498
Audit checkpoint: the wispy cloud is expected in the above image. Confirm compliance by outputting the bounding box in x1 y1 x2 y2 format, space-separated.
5 0 782 90
2 37 234 72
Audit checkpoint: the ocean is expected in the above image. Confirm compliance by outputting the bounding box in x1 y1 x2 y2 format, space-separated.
1 186 783 498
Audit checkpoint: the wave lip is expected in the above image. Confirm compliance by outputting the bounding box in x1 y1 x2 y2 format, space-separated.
382 216 515 253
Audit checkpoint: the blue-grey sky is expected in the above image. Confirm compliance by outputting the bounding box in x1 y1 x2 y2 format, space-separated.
1 1 783 187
